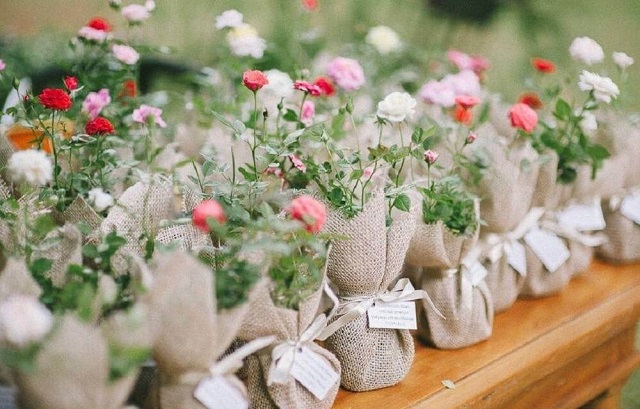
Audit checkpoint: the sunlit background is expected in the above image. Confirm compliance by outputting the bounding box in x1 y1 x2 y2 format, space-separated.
1 0 639 406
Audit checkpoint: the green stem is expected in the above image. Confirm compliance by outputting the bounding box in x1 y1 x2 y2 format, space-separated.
251 91 259 181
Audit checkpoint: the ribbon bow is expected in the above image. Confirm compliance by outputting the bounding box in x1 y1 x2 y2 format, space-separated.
483 207 545 265
318 278 443 340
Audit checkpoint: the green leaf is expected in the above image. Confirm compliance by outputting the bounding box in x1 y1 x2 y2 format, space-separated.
587 144 610 160
554 99 572 121
393 194 411 212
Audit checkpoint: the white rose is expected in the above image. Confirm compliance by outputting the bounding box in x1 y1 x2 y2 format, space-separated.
88 187 114 212
365 25 402 54
613 51 634 69
578 70 619 104
215 9 243 30
121 4 150 22
98 275 119 305
377 92 417 122
0 296 53 347
569 37 604 65
579 111 598 133
112 44 140 65
226 24 266 59
144 0 156 11
263 69 294 100
7 149 53 186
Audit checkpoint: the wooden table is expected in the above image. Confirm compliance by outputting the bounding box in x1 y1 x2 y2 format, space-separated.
334 260 640 409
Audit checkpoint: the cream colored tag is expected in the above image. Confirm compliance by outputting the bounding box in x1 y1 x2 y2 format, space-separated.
368 301 417 330
194 376 248 409
524 227 570 273
620 192 640 224
291 346 340 400
557 201 605 232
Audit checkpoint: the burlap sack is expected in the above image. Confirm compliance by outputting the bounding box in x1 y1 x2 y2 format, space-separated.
0 135 15 186
320 192 417 391
404 220 493 349
237 281 340 409
97 176 174 276
143 251 254 409
55 196 102 231
12 314 140 409
597 197 640 263
31 224 82 287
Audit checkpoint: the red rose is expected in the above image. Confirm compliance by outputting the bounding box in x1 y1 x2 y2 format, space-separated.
85 117 115 135
452 106 473 125
454 95 481 109
38 88 72 111
313 76 335 96
518 92 543 110
302 0 318 10
192 200 226 232
87 17 111 32
532 58 555 74
286 195 326 233
242 70 269 92
508 103 538 133
64 76 78 91
120 80 137 99
294 80 322 96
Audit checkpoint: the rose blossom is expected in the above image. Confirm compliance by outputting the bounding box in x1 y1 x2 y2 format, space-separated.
87 17 111 31
294 81 322 96
112 44 140 65
508 103 538 133
579 111 598 133
0 295 53 347
376 92 416 122
132 104 167 128
88 187 114 212
263 70 294 100
7 149 53 186
578 71 619 104
362 165 375 179
442 70 482 97
454 95 481 109
64 76 78 91
424 149 439 165
313 76 335 96
447 50 489 74
226 24 266 59
192 199 226 232
82 89 111 119
466 132 477 144
532 57 555 73
0 60 5 71
326 57 365 91
569 36 604 65
613 52 634 69
38 88 72 111
366 25 402 54
287 195 326 233
144 0 156 11
289 154 306 173
86 117 115 135
301 100 315 126
242 70 269 92
419 80 456 107
518 92 543 110
121 4 150 23
77 26 110 42
215 9 244 29
302 0 318 11
453 105 473 125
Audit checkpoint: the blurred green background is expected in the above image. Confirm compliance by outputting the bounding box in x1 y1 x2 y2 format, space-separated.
1 0 639 407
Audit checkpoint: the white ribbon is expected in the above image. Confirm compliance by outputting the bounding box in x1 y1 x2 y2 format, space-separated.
267 313 331 385
483 207 545 264
211 336 277 378
539 219 607 247
317 278 443 340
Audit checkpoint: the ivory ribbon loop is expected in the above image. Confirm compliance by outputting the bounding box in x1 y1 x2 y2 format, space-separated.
268 314 331 385
318 278 444 340
540 220 608 247
211 335 277 378
483 207 545 264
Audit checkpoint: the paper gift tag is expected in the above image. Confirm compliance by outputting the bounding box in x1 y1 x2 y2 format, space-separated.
524 227 570 273
507 240 527 277
291 346 340 400
463 261 488 286
194 376 248 409
620 192 640 224
367 301 417 330
556 201 606 232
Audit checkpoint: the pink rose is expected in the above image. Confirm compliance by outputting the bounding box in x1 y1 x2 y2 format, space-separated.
326 57 365 91
454 95 481 109
466 132 477 144
508 103 538 133
112 44 140 65
419 80 456 107
442 70 481 97
77 26 110 42
288 154 306 173
362 165 375 179
287 195 326 233
294 80 322 96
447 49 489 74
122 4 150 22
242 70 269 92
424 149 439 165
0 59 5 71
132 104 167 128
82 89 111 119
300 100 315 126
192 200 226 232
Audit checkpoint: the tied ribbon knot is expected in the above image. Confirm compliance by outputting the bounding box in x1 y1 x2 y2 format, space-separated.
440 248 487 311
482 207 545 265
317 278 444 340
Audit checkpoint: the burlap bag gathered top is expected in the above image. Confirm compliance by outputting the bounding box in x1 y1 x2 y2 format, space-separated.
236 277 341 409
404 212 493 349
469 133 539 313
319 191 420 392
143 251 264 409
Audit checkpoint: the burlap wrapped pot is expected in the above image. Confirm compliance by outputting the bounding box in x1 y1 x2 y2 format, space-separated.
321 192 417 391
597 194 640 263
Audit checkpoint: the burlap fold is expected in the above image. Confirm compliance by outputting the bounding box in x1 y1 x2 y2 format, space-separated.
143 251 255 409
31 224 83 287
237 280 340 409
597 195 640 263
321 192 417 391
404 220 493 349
